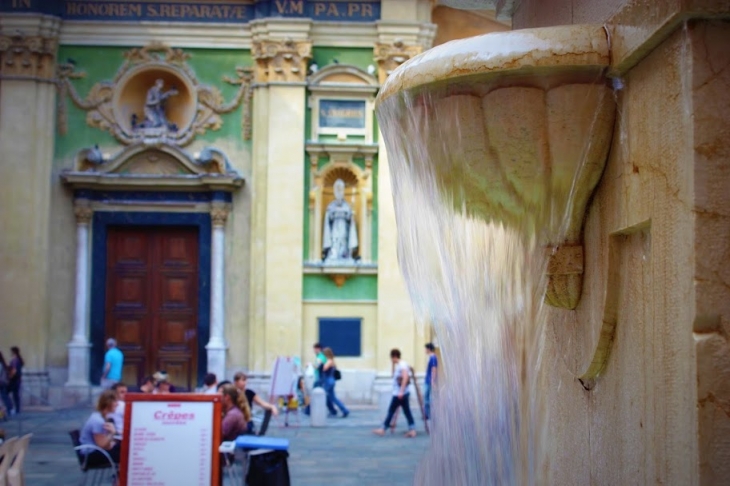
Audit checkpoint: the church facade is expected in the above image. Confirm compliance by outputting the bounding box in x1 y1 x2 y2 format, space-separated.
0 0 507 404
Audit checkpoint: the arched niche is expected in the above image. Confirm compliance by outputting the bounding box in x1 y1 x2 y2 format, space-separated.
306 145 376 264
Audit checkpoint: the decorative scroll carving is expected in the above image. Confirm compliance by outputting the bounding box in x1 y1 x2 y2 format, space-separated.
56 42 253 145
0 33 58 81
252 38 312 83
373 39 422 84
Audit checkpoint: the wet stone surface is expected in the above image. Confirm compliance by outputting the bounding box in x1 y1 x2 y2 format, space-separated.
2 405 429 486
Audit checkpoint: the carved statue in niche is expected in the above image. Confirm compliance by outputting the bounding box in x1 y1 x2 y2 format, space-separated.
322 179 359 264
132 79 179 131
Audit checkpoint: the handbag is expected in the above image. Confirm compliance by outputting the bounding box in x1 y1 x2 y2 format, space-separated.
334 369 342 381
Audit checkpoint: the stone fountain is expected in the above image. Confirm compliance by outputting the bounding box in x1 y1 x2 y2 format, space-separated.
376 3 730 484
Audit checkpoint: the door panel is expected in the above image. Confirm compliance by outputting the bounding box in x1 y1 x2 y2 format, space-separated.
106 226 199 390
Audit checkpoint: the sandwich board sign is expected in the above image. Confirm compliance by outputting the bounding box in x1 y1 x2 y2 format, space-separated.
120 394 221 486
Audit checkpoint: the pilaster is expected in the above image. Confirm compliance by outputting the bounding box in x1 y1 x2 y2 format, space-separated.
249 28 311 371
0 15 61 371
207 202 230 380
373 21 427 373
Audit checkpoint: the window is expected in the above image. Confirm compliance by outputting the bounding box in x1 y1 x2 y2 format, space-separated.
318 317 362 357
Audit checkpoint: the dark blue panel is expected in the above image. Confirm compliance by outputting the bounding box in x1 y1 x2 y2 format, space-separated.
0 0 62 15
74 190 232 203
264 0 380 22
89 211 211 386
318 318 361 357
62 1 255 23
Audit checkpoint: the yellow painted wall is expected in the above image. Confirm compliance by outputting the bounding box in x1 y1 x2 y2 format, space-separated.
0 79 56 371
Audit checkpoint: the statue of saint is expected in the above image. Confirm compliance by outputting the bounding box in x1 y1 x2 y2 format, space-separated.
322 179 358 263
134 79 178 130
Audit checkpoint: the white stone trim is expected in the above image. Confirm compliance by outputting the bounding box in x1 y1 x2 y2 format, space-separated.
206 218 228 381
60 20 252 48
66 210 92 387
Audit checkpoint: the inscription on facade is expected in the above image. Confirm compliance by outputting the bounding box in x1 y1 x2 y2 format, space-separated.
319 99 366 129
0 0 381 22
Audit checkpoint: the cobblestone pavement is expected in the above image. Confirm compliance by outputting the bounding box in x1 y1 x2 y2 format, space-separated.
1 404 429 486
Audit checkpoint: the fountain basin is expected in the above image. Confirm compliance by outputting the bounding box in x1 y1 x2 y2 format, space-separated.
376 25 616 309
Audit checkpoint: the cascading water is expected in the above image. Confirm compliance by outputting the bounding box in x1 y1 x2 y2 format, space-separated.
375 28 615 484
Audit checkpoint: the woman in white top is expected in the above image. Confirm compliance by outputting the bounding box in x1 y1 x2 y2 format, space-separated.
79 389 121 465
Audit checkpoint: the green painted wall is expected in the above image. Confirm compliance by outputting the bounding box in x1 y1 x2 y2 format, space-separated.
303 274 377 300
54 45 252 161
311 47 374 71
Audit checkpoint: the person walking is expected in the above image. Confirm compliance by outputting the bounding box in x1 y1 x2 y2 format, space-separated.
424 342 438 421
312 343 327 388
322 347 349 418
0 352 11 418
373 348 416 438
101 339 124 389
7 347 23 415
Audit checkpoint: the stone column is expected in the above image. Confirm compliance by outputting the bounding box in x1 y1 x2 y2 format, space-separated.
206 205 229 381
66 200 93 386
251 34 311 368
0 16 60 372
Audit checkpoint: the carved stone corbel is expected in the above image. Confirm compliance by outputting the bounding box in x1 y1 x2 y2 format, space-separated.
0 32 58 81
252 38 312 83
373 39 422 84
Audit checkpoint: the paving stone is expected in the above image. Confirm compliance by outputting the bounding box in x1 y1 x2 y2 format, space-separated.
3 405 429 486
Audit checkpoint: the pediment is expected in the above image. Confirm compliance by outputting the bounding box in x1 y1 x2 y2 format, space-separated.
117 150 195 175
62 143 242 191
308 64 378 92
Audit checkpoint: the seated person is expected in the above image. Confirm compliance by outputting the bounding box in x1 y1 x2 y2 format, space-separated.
153 371 176 394
79 389 121 466
233 372 278 434
139 376 155 393
110 382 127 437
219 384 251 441
202 373 218 394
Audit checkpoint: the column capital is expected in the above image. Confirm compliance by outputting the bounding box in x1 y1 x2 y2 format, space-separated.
210 205 230 227
373 39 423 84
0 31 59 81
252 38 312 84
73 201 93 225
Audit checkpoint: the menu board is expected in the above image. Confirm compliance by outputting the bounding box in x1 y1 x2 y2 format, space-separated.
119 394 221 486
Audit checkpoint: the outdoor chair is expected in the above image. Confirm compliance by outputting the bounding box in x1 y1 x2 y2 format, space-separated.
257 409 272 437
0 437 19 486
6 433 32 486
69 430 118 486
220 410 273 485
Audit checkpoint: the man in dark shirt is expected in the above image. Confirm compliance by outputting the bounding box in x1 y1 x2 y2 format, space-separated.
233 372 278 416
424 343 438 420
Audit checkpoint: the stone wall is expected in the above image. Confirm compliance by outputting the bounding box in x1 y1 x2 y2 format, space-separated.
510 1 730 483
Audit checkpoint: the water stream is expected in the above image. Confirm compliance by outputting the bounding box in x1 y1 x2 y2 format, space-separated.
377 80 610 484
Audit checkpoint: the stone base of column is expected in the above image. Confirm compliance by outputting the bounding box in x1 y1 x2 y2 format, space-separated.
206 341 228 382
66 341 91 387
